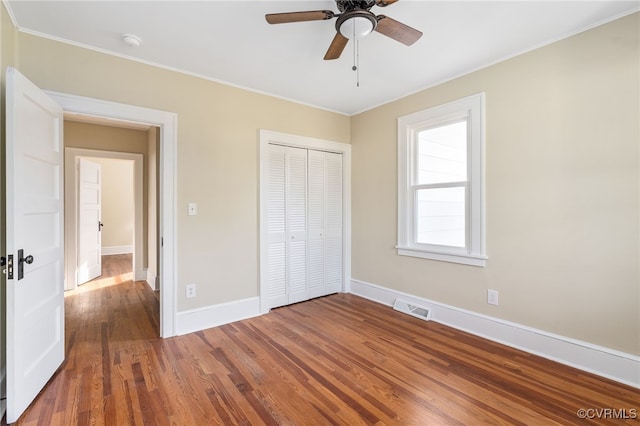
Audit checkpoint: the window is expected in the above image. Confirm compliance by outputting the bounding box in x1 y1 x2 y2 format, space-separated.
397 93 486 266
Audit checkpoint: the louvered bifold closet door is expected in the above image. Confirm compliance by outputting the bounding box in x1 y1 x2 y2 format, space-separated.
285 147 308 304
265 144 341 310
266 144 288 308
324 152 343 294
307 150 326 299
308 150 343 297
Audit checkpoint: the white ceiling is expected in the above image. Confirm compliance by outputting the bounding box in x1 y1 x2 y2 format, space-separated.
6 1 639 115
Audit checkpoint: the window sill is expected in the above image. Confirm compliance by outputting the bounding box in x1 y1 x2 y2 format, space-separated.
396 246 487 267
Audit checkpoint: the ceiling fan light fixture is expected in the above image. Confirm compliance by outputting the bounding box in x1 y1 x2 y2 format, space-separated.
265 1 423 61
339 16 373 39
337 11 377 40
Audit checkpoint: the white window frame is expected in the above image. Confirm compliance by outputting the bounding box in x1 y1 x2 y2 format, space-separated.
397 93 486 267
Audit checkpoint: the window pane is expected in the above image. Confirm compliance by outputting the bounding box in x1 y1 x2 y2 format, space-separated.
416 187 466 248
417 120 467 185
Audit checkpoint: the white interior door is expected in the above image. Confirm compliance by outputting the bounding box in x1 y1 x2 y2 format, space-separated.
5 67 65 423
77 158 102 284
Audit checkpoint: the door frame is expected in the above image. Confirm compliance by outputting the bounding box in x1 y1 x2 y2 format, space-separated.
48 90 178 338
65 149 144 288
258 129 352 314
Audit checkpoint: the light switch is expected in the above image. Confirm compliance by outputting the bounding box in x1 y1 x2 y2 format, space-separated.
188 202 198 216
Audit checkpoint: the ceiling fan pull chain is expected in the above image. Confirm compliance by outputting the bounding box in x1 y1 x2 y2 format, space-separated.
352 27 360 88
356 39 361 87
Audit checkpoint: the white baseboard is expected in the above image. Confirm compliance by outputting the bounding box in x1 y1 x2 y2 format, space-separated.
102 245 133 255
146 269 157 291
176 297 261 336
350 279 640 389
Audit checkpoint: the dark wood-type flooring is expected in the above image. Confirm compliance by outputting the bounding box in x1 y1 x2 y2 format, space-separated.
4 254 639 425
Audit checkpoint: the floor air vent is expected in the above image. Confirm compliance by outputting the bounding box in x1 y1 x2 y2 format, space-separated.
393 299 432 321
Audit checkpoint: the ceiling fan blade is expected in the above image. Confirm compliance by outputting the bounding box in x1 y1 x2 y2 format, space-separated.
375 15 422 46
375 0 400 6
324 32 349 60
265 10 334 24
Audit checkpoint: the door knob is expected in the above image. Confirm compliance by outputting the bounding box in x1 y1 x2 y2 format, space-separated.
17 249 33 280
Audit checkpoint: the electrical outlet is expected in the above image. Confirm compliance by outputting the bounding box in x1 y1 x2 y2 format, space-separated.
186 283 197 299
487 289 499 306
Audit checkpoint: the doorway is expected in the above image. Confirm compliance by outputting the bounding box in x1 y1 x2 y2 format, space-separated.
80 157 135 284
4 70 178 423
47 90 177 338
65 146 146 290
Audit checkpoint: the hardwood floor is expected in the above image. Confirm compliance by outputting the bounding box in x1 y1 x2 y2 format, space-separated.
5 256 639 425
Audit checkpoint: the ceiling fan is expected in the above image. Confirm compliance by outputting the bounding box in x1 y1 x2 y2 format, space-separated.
265 0 423 60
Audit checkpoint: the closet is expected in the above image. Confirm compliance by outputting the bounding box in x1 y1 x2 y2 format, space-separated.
264 143 343 310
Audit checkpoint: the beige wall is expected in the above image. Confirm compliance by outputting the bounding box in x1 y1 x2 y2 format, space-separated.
91 158 135 249
351 13 639 355
18 33 351 311
65 120 150 153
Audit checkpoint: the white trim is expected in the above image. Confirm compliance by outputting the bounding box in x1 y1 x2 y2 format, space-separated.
14 27 348 117
259 130 352 314
49 91 178 338
396 246 487 267
65 149 144 288
397 93 486 267
146 269 157 291
1 0 19 29
350 278 640 389
175 297 261 336
102 245 134 255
